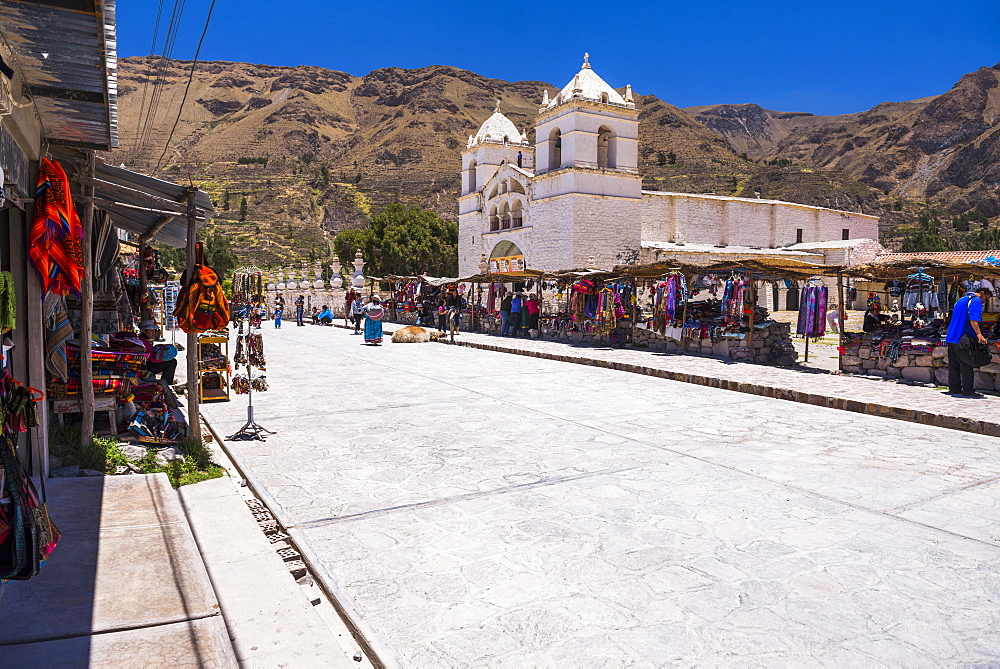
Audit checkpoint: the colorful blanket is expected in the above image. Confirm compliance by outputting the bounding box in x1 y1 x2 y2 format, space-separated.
29 158 84 296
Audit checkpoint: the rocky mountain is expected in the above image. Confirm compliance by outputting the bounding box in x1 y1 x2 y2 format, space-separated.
687 64 1000 221
110 56 997 264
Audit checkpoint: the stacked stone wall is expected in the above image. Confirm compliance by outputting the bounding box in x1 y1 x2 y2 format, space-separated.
842 340 1000 390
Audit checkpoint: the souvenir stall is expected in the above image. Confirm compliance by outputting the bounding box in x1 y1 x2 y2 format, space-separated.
534 271 629 344
612 259 819 365
459 269 551 336
839 259 1000 388
382 275 467 330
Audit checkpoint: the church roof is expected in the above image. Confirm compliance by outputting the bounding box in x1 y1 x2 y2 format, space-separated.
468 103 524 148
545 54 632 109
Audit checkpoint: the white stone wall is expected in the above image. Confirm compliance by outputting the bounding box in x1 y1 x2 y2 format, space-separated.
641 192 879 248
533 168 642 200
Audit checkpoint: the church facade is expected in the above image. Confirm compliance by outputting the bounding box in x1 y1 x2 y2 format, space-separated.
457 55 880 276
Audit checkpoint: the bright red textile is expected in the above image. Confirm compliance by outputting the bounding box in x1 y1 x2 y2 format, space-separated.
29 158 84 296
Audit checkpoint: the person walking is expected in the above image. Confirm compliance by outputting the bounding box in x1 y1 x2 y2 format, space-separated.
499 292 513 336
351 294 365 334
273 303 283 328
344 288 357 326
826 302 840 334
945 282 991 397
295 295 305 326
364 296 385 345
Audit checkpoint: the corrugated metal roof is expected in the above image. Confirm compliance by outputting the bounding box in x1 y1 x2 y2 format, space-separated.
0 0 118 150
94 161 214 248
877 250 1000 263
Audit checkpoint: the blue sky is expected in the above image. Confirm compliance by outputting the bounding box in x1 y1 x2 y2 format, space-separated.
117 0 999 115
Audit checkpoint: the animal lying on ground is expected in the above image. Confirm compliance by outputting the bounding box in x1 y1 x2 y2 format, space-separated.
391 326 446 343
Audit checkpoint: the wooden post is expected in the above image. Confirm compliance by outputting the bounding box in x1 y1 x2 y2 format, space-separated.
837 270 846 372
804 336 810 363
746 271 755 357
184 187 200 439
80 151 96 447
630 279 637 345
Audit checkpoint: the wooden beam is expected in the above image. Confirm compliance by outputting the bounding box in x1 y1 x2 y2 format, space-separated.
139 214 179 245
87 196 187 219
837 270 846 372
185 187 200 440
77 176 196 215
80 151 96 447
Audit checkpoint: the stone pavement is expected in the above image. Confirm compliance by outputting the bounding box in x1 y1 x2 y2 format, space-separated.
200 324 1000 666
179 476 358 668
0 474 237 667
445 331 1000 438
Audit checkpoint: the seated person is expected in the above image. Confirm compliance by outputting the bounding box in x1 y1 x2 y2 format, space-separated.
309 307 319 324
316 305 334 325
863 305 887 333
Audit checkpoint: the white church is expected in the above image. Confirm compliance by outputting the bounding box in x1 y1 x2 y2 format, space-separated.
457 55 881 277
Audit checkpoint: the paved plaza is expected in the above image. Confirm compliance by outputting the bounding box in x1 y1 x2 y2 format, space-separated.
202 325 1000 666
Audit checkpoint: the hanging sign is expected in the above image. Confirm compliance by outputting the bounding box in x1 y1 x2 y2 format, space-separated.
489 255 525 274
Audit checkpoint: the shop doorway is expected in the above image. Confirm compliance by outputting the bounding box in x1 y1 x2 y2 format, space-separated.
786 282 800 311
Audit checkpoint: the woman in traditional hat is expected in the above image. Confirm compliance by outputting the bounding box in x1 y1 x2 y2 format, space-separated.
364 296 385 345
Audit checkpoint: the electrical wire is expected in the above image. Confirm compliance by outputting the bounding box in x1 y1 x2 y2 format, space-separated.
154 0 217 171
131 0 166 161
135 0 187 160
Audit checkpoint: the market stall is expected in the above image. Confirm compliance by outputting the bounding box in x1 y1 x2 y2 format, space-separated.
837 258 1000 388
608 259 832 365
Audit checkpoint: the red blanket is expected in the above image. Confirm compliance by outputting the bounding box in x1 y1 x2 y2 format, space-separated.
29 158 84 296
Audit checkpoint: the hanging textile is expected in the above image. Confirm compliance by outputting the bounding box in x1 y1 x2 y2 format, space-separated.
797 284 828 336
0 271 15 332
28 158 85 296
43 293 72 382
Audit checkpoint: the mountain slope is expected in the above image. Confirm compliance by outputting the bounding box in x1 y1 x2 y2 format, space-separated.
112 56 998 264
689 65 1000 219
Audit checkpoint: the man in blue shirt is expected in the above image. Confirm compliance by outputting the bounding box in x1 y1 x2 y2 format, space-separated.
945 283 990 397
509 293 523 337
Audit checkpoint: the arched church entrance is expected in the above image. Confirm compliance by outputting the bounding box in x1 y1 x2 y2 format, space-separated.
489 240 525 274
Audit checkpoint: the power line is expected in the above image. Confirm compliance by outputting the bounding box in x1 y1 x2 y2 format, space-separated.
136 0 187 159
132 0 166 160
155 0 217 171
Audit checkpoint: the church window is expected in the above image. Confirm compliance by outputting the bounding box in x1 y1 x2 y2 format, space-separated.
467 159 477 193
842 228 850 240
489 205 499 232
549 128 562 170
795 228 803 244
512 200 523 228
597 125 615 169
601 92 609 103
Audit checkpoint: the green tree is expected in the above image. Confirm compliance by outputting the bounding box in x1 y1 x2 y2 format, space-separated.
667 150 676 165
201 229 237 279
656 151 666 167
333 203 458 277
239 197 248 221
222 190 230 211
899 209 948 252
